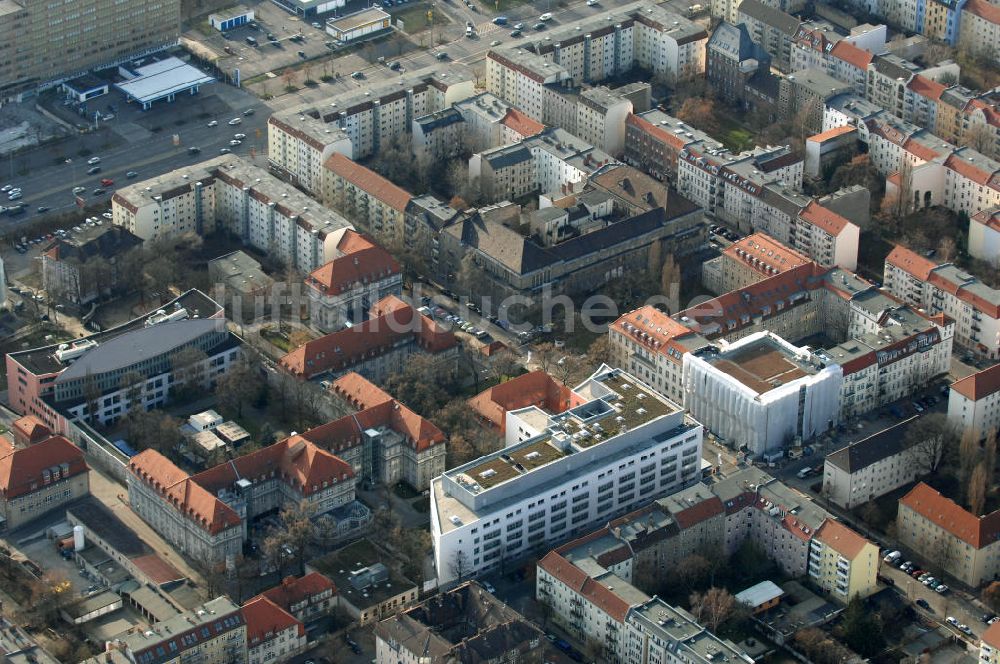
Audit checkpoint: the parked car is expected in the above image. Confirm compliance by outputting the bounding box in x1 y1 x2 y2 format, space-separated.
92 188 106 195
916 599 931 610
935 584 949 594
126 171 138 178
230 139 242 146
483 582 496 593
87 166 101 175
351 71 365 79
228 117 242 125
234 133 246 139
509 29 522 37
946 617 959 626
100 178 114 187
87 156 101 165
72 186 86 194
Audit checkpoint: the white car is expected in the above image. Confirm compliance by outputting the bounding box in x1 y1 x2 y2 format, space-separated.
230 139 242 146
483 582 496 593
72 186 86 195
0 184 10 192
87 156 101 165
959 624 973 635
586 0 598 5
539 12 553 20
947 617 959 626
102 212 113 219
8 192 21 200
233 133 246 139
219 147 232 154
228 118 242 126
207 120 219 127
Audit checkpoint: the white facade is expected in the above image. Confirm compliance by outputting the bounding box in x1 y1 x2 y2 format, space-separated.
948 365 1000 440
431 366 703 584
822 418 928 509
969 210 1000 264
682 332 843 455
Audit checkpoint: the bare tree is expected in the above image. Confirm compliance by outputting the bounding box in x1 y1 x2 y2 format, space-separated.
969 462 989 515
449 550 469 582
903 413 952 476
689 587 736 631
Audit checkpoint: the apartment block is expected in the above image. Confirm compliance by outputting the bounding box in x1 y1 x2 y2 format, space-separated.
948 364 1000 440
304 229 402 333
737 0 803 72
960 0 1000 64
683 332 844 456
897 482 1000 587
884 244 1000 358
706 22 772 106
0 0 180 101
575 87 634 157
40 226 143 306
538 466 876 643
823 418 931 509
808 520 880 600
254 572 338 624
612 255 952 431
374 581 548 664
128 436 359 563
304 371 448 490
267 65 476 191
412 108 466 165
6 290 236 433
112 156 354 274
431 365 704 584
485 2 706 121
0 426 90 531
242 596 306 664
320 153 412 249
279 295 458 384
105 597 246 664
623 109 717 184
538 532 754 664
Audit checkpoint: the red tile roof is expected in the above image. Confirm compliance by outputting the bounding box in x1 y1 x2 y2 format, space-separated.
964 0 1000 24
945 152 997 186
256 573 337 612
806 125 856 143
242 596 305 648
799 201 850 237
467 370 582 433
899 482 1000 548
323 154 413 213
723 233 811 275
951 363 1000 401
11 415 52 446
903 138 943 163
674 496 724 529
192 438 355 498
314 372 445 453
130 438 354 535
502 109 545 138
972 207 1000 232
984 621 1000 650
538 550 632 622
830 41 874 69
306 230 400 296
0 434 88 500
886 244 938 280
815 518 873 559
908 75 948 101
626 113 691 150
279 296 456 378
611 305 700 362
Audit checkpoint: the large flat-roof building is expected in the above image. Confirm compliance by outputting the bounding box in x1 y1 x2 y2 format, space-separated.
431 365 703 584
5 290 236 433
683 332 843 455
0 0 180 102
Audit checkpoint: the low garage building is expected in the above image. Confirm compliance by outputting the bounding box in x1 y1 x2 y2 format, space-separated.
326 7 392 44
209 7 255 31
114 57 214 110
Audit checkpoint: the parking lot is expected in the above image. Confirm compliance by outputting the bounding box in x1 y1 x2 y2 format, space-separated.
186 2 349 81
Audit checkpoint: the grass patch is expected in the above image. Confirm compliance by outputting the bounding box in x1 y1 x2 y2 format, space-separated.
715 115 755 152
260 327 293 352
391 2 450 33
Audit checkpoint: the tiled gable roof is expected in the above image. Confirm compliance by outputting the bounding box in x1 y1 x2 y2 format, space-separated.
242 596 305 647
899 482 1000 548
323 154 413 213
964 0 1000 23
538 550 632 622
815 518 872 559
886 244 937 280
279 296 456 378
829 41 874 69
0 434 88 500
306 230 400 296
256 573 337 611
799 201 850 236
501 109 545 138
951 363 1000 401
467 370 580 432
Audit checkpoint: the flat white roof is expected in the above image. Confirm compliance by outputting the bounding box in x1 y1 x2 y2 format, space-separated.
328 7 390 32
115 58 215 104
735 580 784 607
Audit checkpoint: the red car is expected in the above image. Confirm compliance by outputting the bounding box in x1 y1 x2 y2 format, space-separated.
100 178 114 187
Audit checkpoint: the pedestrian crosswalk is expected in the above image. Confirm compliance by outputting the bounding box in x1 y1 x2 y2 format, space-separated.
476 21 502 34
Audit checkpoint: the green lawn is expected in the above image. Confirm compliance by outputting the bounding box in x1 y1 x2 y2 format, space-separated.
391 2 450 33
716 115 755 152
259 328 293 352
